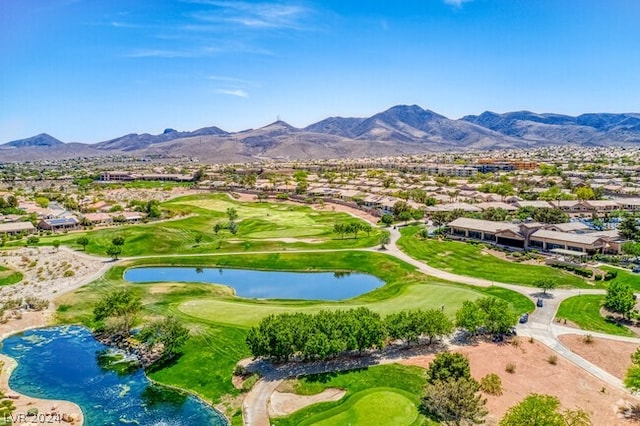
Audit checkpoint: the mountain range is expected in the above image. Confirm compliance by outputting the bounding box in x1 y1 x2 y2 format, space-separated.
2 105 639 163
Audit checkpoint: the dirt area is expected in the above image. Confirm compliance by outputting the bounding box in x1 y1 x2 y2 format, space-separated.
100 187 201 204
559 334 638 380
228 192 380 225
269 388 346 417
400 339 640 425
0 354 82 425
0 247 107 302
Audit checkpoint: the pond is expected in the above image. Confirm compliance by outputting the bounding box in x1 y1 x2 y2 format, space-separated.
0 326 226 426
124 267 385 300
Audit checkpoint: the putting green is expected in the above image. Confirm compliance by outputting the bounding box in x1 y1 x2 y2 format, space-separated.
177 283 483 327
300 388 418 426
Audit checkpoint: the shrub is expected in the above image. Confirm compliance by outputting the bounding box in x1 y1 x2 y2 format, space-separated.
241 373 259 392
505 363 516 374
480 373 503 395
547 354 558 365
604 271 618 281
583 334 594 344
63 269 75 277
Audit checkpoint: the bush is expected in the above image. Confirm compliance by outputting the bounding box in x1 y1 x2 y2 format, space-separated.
604 271 618 281
241 373 259 392
547 354 558 365
505 363 516 374
583 334 594 344
480 373 503 395
63 269 75 277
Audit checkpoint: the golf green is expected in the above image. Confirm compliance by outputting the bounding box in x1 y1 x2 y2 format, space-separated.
300 388 418 426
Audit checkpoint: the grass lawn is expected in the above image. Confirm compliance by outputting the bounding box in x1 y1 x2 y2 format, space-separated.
55 250 532 405
34 193 384 256
272 364 430 426
0 266 23 286
397 226 589 288
600 266 640 291
556 295 635 337
303 388 419 426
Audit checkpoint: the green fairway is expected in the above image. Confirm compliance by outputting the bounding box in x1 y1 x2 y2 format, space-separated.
0 266 22 286
36 193 383 256
272 364 428 426
556 295 635 337
178 282 485 327
54 250 531 408
306 389 419 426
397 226 589 288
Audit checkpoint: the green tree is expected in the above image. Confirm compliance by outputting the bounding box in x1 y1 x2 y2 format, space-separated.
476 297 517 335
430 211 450 227
106 245 122 260
361 223 373 237
423 377 487 426
213 223 223 235
619 216 640 241
379 233 390 249
622 241 640 258
76 236 89 250
194 234 203 244
93 289 142 334
534 278 557 294
532 208 570 224
500 394 591 426
604 280 636 319
35 196 50 208
26 236 39 246
228 221 239 235
112 236 125 246
576 186 596 201
625 348 640 391
226 207 238 221
455 301 487 337
380 214 394 226
427 352 472 384
392 201 410 219
52 240 61 252
333 223 347 239
137 316 190 361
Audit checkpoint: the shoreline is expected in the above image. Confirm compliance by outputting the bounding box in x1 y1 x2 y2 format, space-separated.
0 311 84 425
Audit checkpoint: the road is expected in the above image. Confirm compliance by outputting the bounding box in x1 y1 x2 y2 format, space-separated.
241 226 640 425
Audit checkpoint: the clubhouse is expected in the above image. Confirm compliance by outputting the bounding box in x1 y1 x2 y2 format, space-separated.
447 217 624 255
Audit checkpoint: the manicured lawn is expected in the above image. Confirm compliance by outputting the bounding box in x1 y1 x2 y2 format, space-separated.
177 283 486 327
35 193 384 256
272 364 429 426
397 226 589 288
305 388 419 426
600 266 640 291
556 295 635 337
0 266 22 286
55 250 532 406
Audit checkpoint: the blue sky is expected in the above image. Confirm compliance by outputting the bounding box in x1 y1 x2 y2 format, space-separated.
1 0 639 143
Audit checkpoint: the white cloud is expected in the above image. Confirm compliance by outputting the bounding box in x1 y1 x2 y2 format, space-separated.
186 0 312 30
216 89 249 98
444 0 473 8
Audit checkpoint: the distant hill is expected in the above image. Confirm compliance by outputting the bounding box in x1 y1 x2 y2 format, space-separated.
2 106 639 162
2 133 64 148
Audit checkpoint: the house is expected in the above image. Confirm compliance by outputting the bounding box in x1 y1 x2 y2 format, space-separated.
447 217 617 254
528 230 608 255
546 222 591 233
0 222 36 235
38 217 79 232
82 213 113 225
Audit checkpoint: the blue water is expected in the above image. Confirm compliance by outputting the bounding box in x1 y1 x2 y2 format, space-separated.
0 326 226 426
124 267 384 300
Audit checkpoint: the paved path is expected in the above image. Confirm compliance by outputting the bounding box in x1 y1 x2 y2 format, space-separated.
241 226 640 425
